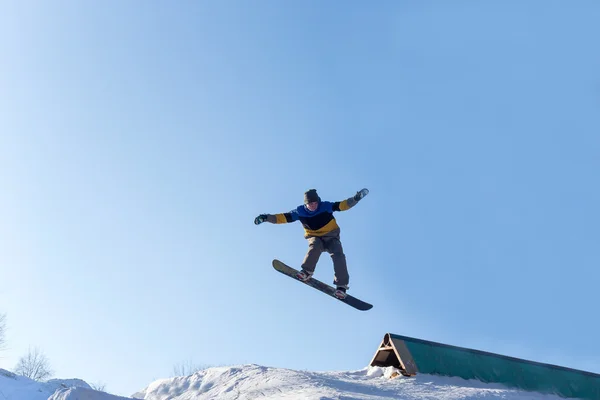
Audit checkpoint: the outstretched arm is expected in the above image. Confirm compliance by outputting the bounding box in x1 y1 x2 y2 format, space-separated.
332 188 369 212
254 210 299 225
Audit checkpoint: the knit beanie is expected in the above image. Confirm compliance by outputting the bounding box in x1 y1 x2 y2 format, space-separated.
304 189 321 204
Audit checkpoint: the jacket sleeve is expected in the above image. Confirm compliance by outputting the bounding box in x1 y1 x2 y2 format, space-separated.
332 196 359 212
266 209 299 224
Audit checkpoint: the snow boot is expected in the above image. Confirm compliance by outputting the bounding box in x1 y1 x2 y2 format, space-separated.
296 269 312 282
334 286 348 299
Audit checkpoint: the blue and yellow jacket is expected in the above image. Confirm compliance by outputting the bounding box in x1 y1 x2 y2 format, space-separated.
266 197 359 238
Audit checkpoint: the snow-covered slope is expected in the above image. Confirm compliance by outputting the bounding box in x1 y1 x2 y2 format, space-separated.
0 369 130 400
132 364 563 400
1 363 568 400
48 387 131 400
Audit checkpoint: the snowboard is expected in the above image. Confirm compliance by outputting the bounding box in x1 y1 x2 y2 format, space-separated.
272 259 373 311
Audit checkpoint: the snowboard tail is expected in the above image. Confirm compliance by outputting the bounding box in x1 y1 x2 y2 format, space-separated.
272 259 373 311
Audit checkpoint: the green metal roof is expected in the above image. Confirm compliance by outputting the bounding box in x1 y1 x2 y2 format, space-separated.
385 334 600 399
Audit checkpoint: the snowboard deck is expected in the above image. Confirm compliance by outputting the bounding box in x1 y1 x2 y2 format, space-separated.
272 259 373 311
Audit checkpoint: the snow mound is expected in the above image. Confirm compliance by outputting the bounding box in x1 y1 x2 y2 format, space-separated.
45 378 92 393
0 368 128 400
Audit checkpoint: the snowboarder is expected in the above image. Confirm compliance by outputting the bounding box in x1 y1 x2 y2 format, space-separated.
254 188 369 299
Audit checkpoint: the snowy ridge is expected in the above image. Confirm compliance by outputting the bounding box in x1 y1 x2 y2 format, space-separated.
132 364 563 400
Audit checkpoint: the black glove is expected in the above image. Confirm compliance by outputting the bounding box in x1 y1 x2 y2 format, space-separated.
353 188 369 202
254 214 268 225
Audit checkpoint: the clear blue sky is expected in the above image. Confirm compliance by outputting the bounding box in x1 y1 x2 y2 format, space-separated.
1 0 599 396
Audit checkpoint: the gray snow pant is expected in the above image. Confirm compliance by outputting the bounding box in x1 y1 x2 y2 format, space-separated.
300 234 349 287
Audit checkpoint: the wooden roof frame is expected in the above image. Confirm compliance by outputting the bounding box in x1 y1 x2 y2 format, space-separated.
369 333 418 376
